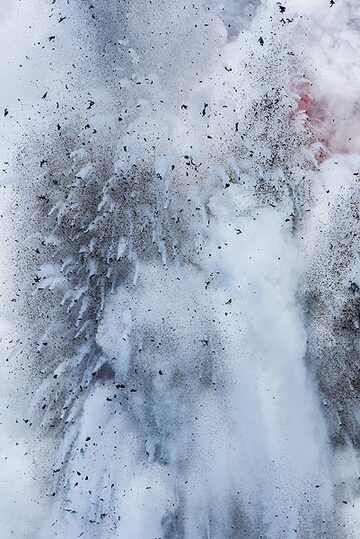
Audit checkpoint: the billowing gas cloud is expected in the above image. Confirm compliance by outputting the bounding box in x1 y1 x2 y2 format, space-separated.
0 0 359 537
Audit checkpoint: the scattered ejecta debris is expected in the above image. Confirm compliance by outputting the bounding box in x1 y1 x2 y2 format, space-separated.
0 0 359 537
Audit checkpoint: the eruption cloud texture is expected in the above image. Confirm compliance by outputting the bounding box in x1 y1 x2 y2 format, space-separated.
0 0 359 537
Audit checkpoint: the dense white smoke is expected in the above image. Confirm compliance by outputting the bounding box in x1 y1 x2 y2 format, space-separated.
0 0 359 537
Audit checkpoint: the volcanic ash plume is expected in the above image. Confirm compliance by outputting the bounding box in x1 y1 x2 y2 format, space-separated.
0 0 359 537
